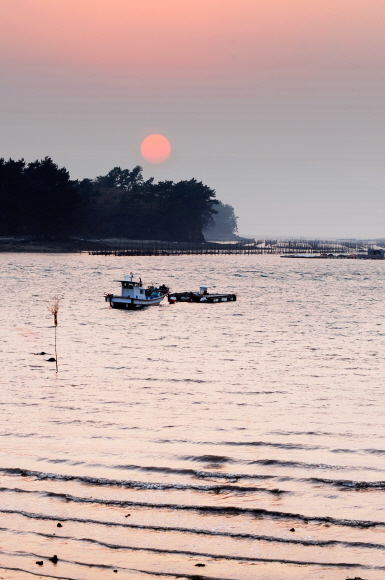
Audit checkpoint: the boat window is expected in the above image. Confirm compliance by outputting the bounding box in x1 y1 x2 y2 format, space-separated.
128 284 133 289
123 282 128 288
140 289 144 294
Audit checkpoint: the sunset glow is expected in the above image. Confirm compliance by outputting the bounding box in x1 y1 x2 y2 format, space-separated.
1 1 384 76
1 0 384 236
141 134 171 164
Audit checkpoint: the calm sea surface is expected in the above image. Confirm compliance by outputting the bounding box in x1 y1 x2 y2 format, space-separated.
1 253 385 580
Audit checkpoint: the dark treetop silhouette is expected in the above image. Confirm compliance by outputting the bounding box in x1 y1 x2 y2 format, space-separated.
0 157 79 238
0 159 238 243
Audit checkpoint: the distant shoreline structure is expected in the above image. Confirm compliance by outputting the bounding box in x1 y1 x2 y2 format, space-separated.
0 236 384 256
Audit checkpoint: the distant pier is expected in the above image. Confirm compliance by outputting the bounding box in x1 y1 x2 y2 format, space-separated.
88 239 375 257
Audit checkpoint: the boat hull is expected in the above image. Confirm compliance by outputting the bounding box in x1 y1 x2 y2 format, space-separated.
105 295 165 309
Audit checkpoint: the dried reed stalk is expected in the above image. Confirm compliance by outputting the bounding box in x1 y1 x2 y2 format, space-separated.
47 296 61 373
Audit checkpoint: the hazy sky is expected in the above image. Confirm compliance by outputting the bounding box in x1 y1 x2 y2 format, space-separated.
1 0 384 238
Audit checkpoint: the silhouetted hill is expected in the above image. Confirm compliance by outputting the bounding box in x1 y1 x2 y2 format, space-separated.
0 159 227 243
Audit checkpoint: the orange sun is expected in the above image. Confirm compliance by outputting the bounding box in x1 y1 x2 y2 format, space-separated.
141 134 171 164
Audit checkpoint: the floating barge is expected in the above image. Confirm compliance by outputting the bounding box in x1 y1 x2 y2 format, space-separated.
282 249 385 260
168 285 237 304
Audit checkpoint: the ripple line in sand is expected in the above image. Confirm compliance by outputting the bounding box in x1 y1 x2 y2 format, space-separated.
0 487 383 529
0 545 380 572
0 466 288 495
3 515 385 550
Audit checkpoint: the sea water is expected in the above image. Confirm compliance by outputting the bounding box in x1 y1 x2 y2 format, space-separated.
1 253 385 579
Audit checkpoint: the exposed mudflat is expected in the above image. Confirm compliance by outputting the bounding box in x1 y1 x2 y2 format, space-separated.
1 253 384 579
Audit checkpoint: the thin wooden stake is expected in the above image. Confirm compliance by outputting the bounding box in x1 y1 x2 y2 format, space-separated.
47 296 61 373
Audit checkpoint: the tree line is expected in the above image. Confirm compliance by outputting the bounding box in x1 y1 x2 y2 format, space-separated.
0 157 238 242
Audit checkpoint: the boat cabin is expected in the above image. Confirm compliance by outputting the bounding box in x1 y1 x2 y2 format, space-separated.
115 274 146 300
368 248 385 258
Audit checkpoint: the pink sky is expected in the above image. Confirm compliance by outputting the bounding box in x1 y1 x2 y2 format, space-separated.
2 1 384 74
1 0 385 236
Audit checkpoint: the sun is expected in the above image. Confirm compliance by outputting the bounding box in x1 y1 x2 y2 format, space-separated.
141 134 171 164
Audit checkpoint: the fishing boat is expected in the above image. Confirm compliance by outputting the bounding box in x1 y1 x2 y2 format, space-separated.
105 273 169 309
168 285 236 304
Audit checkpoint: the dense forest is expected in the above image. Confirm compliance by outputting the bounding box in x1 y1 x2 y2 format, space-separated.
0 157 238 242
203 202 238 240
